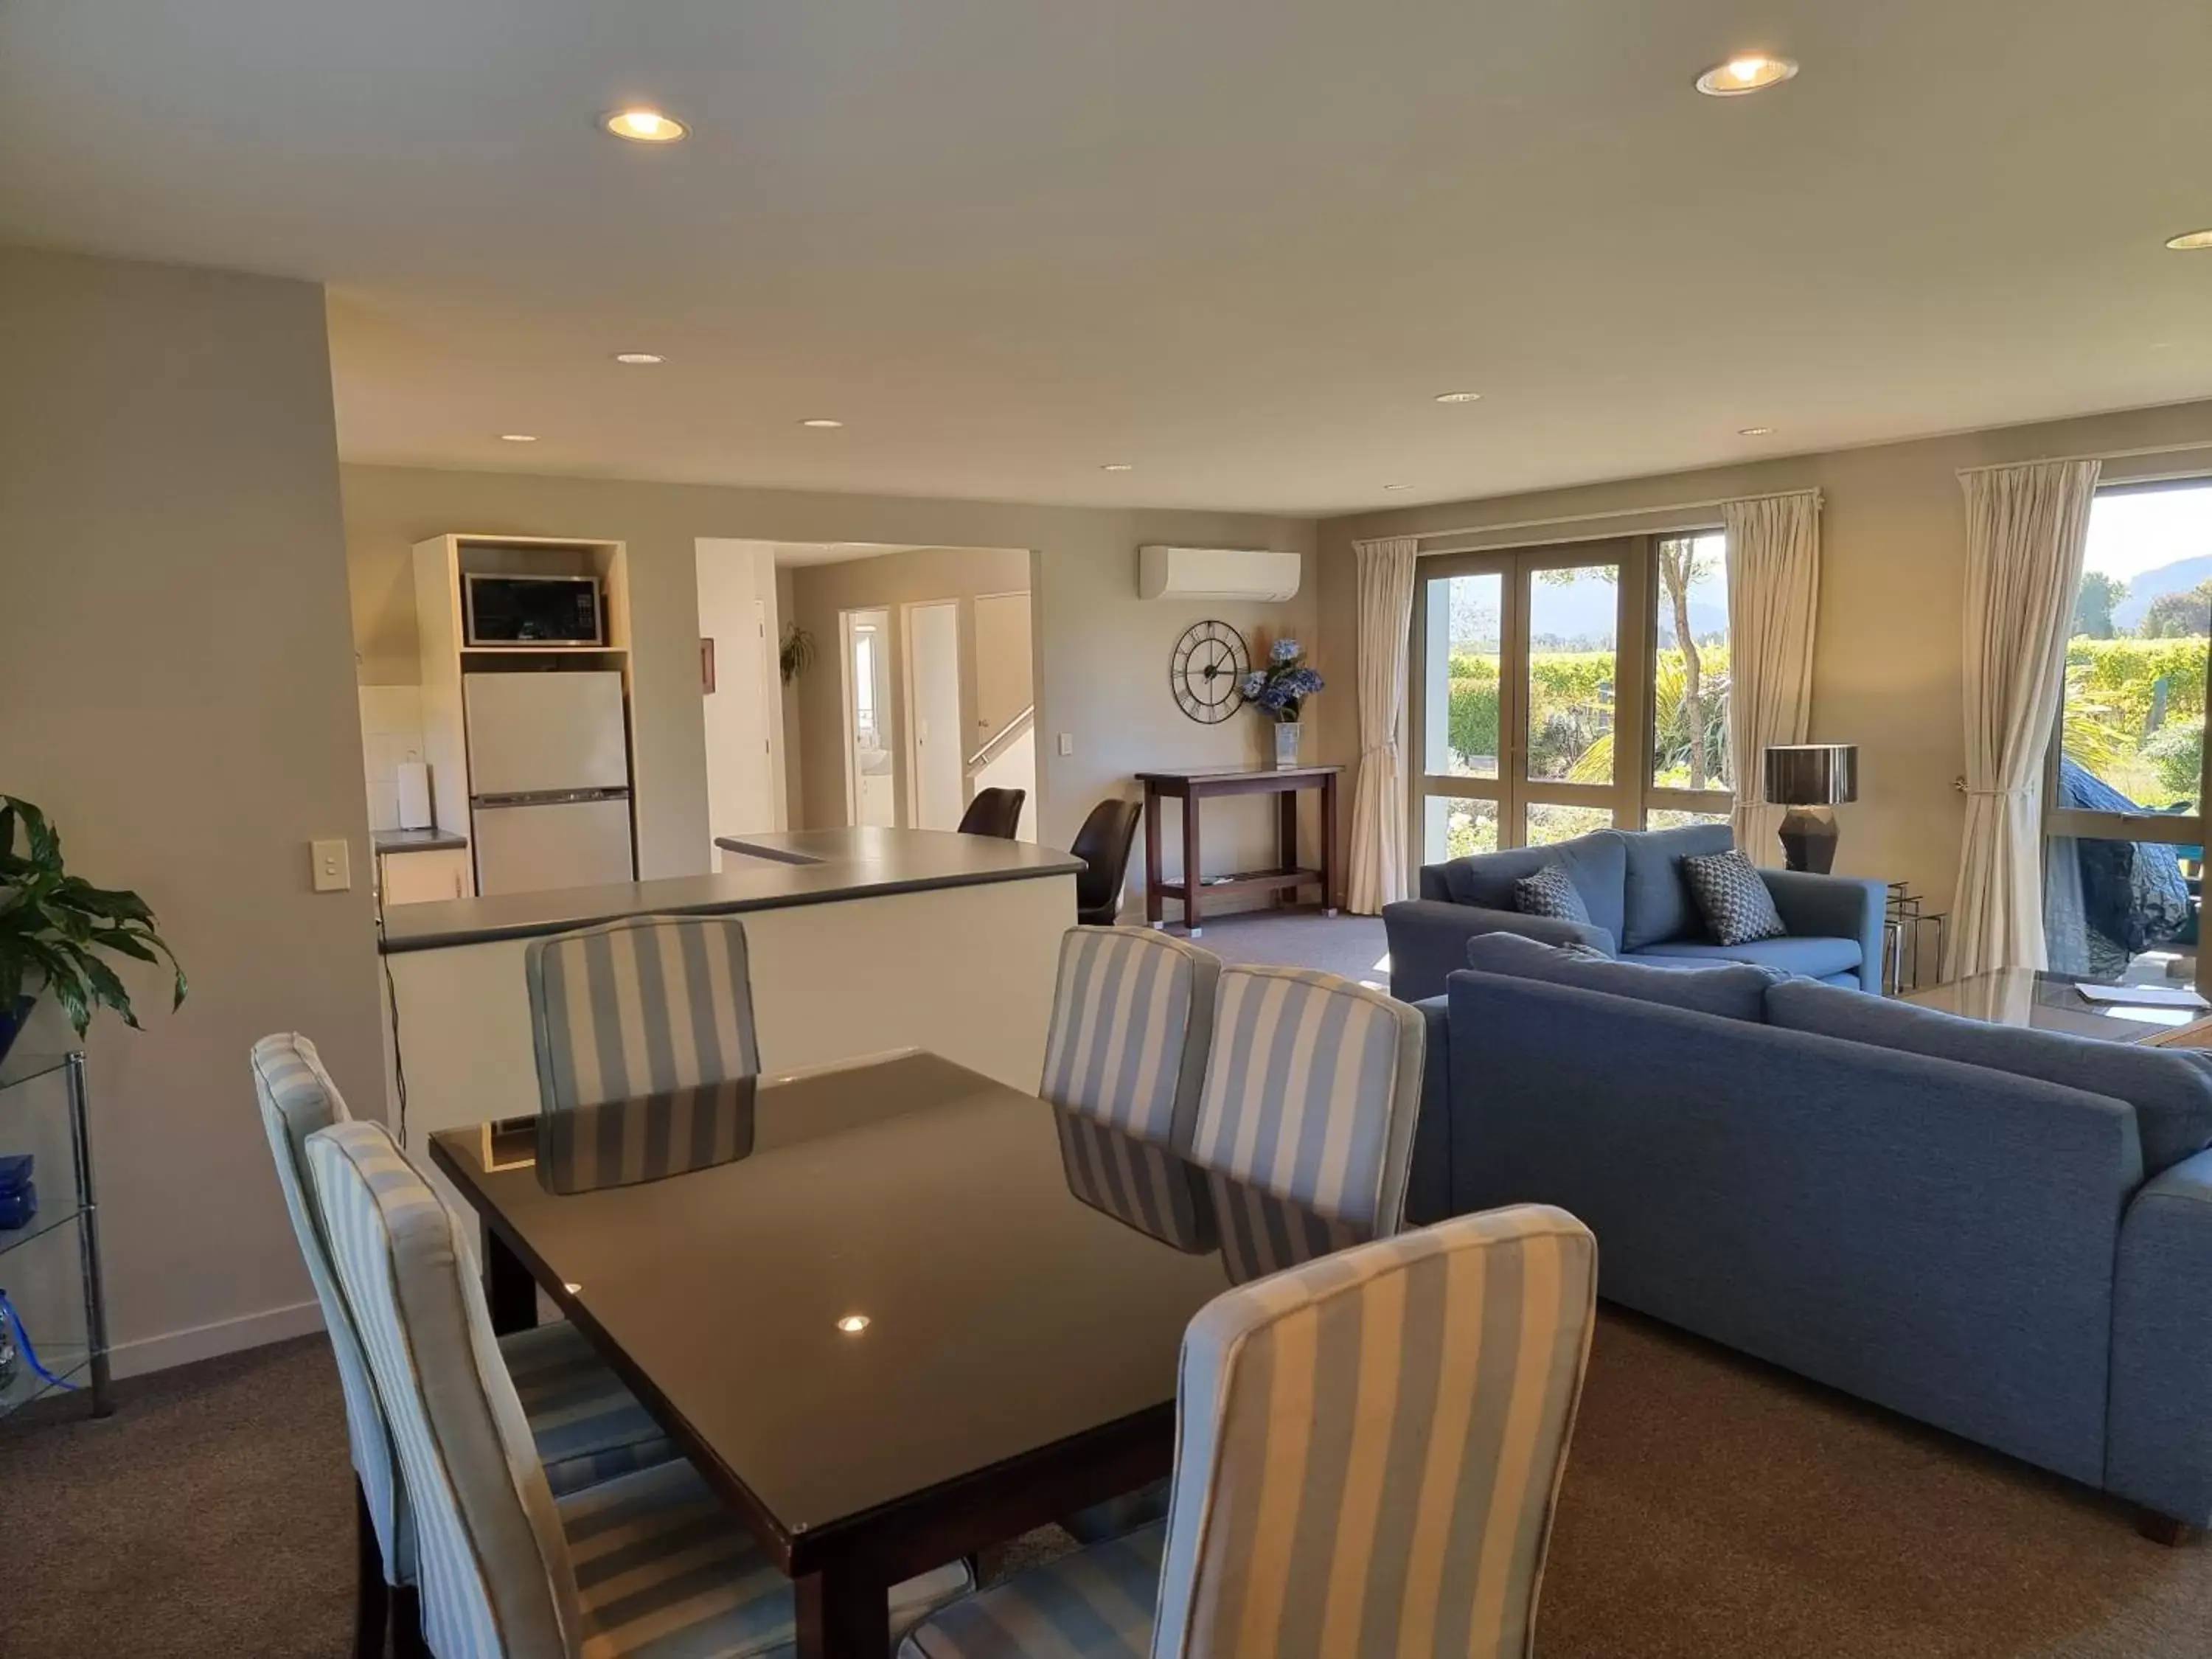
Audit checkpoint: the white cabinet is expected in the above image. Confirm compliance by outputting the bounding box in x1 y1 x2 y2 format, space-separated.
379 847 473 905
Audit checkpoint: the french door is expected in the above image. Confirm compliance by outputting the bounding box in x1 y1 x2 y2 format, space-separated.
1415 535 1735 866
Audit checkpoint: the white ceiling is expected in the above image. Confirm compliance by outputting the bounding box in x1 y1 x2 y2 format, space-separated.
2 1 2208 515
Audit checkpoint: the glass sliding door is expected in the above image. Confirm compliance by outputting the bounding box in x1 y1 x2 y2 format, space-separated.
2044 479 2212 990
1411 538 1651 864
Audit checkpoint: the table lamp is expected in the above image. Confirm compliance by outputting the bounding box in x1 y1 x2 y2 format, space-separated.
1763 744 1858 873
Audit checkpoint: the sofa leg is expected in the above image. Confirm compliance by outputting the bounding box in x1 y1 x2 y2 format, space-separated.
2135 1508 2199 1547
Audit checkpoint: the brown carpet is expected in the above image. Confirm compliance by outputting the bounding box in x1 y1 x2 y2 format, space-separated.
2 1311 2206 1658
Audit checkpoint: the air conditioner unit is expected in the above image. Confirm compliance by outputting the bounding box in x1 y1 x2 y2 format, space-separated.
1137 545 1301 603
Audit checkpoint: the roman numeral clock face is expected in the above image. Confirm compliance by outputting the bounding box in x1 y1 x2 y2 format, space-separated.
1170 620 1251 724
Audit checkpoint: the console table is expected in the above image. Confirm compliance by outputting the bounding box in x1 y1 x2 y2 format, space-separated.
1135 765 1340 937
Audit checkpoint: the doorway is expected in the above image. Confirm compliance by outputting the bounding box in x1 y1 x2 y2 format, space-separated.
904 600 964 830
841 608 896 827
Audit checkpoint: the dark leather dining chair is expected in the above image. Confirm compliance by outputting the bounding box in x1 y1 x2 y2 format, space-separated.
956 787 1026 839
1071 798 1142 925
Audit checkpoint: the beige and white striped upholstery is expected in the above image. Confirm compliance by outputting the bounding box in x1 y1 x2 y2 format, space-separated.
252 1035 672 1590
1188 965 1426 1235
1039 928 1220 1150
308 1119 970 1659
899 1206 1599 1659
526 915 759 1113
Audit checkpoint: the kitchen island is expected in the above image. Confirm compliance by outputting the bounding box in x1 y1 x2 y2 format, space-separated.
380 827 1082 1147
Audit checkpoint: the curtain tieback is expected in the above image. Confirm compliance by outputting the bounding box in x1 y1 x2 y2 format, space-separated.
1963 785 2034 799
1360 737 1399 762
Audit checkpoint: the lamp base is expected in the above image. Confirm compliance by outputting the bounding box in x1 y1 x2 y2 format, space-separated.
1777 806 1839 874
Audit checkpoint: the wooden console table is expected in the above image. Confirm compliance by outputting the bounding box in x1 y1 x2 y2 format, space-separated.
1135 765 1341 937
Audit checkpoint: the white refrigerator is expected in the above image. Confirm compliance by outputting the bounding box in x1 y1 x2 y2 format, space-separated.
464 671 635 895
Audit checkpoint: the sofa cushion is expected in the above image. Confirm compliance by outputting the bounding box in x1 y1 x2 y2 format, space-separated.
1437 832 1627 947
1514 863 1592 925
1464 930 1776 1022
1620 823 1736 951
1766 979 2212 1174
1681 847 1789 946
1627 935 1864 980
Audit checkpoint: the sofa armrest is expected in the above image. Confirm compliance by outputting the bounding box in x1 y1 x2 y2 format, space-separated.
1382 900 1614 1002
2110 1150 2212 1528
1403 995 1453 1227
1759 869 1888 992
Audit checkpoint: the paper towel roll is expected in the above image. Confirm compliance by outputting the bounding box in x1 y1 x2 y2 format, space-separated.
394 762 432 830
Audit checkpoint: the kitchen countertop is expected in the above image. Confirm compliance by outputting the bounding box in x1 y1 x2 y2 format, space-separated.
372 828 470 855
379 827 1083 954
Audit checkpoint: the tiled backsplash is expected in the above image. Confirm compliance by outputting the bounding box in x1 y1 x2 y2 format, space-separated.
358 685 425 832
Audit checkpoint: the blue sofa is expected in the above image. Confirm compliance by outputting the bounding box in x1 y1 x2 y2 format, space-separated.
1410 937 2212 1534
1382 823 1887 1001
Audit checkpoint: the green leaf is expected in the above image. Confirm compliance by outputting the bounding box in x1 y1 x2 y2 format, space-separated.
0 796 182 1037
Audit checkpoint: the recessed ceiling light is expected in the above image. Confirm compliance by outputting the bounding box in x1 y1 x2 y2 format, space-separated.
835 1314 871 1335
799 418 845 429
499 433 538 443
1101 462 1135 473
1738 425 1776 437
602 108 687 143
613 352 664 365
1695 55 1798 96
1382 482 1415 492
2166 229 2212 251
1433 391 1483 404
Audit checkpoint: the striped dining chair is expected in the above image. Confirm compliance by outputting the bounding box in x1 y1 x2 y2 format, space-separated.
1042 927 1220 1545
1039 926 1220 1151
897 1205 1599 1659
1190 964 1427 1239
251 1035 675 1659
525 914 759 1113
306 1116 973 1659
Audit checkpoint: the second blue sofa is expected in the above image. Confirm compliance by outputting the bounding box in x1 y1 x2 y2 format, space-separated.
1383 822 1886 1001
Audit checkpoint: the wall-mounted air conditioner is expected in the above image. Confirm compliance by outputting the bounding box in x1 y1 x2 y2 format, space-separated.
1137 545 1301 603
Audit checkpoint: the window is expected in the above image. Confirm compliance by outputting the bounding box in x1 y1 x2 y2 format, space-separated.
2045 480 2212 990
1411 532 1736 866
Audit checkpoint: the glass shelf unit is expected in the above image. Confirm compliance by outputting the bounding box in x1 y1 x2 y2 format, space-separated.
0 1051 112 1422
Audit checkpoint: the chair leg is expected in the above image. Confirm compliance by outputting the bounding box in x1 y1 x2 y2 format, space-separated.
354 1478 389 1659
392 1585 431 1659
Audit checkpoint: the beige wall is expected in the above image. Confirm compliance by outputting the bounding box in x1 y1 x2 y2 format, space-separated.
786 546 1032 832
0 246 383 1374
1319 400 2212 915
344 465 1318 896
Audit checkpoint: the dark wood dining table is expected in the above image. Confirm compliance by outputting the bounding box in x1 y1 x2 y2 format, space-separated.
428 1050 1347 1659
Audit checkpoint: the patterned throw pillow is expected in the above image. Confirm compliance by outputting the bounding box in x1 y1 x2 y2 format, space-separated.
1513 863 1592 925
1680 848 1787 947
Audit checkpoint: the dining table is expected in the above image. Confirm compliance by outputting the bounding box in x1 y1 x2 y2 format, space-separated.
427 1048 1355 1659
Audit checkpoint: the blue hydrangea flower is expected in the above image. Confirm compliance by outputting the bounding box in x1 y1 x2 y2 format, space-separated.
1270 638 1301 664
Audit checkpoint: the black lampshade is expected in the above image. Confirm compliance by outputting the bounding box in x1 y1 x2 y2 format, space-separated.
1763 744 1859 807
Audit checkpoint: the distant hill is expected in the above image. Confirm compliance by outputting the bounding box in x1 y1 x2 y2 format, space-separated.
2113 554 2212 632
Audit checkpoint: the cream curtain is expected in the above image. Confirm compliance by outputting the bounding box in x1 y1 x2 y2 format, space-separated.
1723 491 1823 863
1346 535 1419 914
1947 459 2101 978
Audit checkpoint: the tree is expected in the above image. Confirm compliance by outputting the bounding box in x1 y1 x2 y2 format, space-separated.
2140 582 2212 639
2073 571 2126 640
1655 537 1720 787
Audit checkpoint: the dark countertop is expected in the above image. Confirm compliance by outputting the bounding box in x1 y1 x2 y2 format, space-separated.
380 827 1083 955
373 828 470 855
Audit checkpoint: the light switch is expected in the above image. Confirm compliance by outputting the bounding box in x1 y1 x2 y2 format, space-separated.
1057 733 1074 757
311 838 352 893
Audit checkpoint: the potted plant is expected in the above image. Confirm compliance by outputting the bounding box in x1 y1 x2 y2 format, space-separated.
0 796 186 1066
1242 639 1325 769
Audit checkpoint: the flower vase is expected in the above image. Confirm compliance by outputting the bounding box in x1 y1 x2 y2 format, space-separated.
0 995 32 1072
1273 721 1303 770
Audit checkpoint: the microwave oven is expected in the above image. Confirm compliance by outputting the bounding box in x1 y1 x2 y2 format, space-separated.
462 574 605 646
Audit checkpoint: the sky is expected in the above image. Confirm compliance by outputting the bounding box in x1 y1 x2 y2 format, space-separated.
2083 482 2212 582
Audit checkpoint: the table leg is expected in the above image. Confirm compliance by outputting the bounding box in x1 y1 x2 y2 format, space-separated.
1278 787 1298 909
484 1227 538 1335
1321 773 1340 917
1144 784 1165 928
795 1561 891 1659
1183 787 1204 937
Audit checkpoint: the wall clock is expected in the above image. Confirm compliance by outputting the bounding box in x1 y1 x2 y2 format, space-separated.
1169 620 1251 725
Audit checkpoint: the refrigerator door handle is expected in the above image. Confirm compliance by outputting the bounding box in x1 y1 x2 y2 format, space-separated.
473 787 632 809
